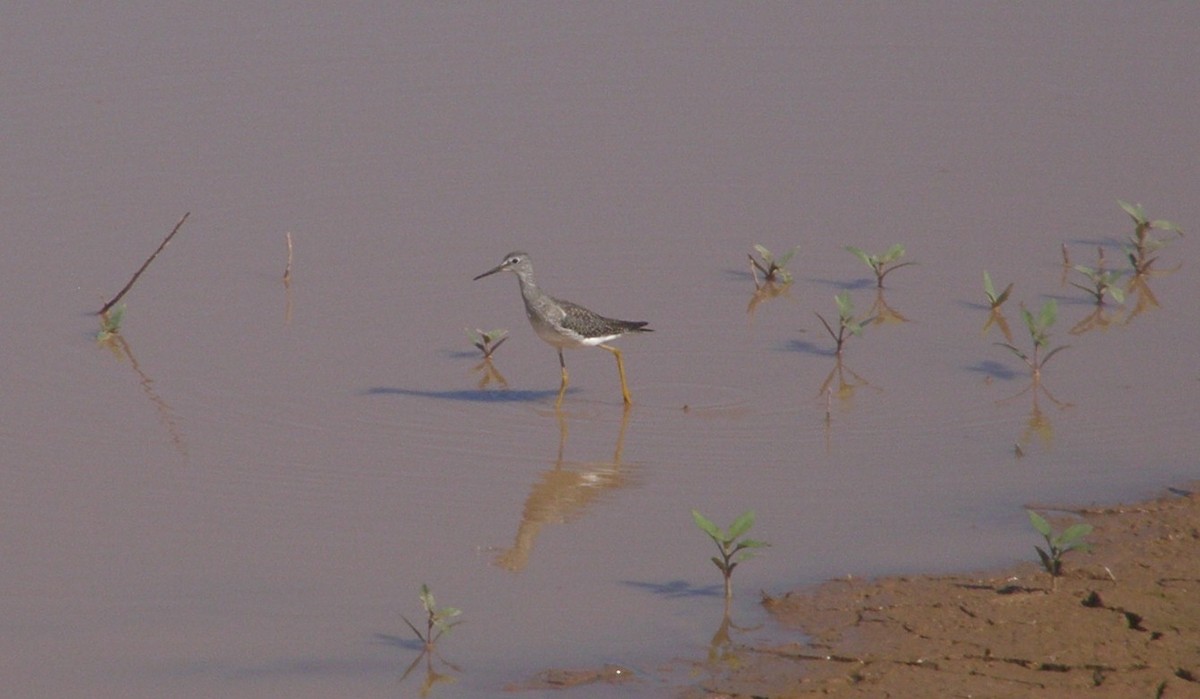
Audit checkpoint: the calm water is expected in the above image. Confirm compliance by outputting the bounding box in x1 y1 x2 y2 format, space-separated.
3 4 1198 697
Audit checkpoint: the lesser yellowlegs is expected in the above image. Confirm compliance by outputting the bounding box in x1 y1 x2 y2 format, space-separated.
473 252 652 406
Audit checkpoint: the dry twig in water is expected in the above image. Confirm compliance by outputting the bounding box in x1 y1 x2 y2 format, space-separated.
284 232 294 283
97 212 190 316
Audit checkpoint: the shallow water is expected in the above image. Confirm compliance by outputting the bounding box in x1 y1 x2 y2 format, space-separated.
3 4 1198 697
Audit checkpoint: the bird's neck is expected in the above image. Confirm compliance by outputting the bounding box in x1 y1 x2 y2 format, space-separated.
516 274 541 300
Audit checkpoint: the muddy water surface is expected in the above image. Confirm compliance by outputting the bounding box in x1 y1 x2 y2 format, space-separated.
3 4 1198 697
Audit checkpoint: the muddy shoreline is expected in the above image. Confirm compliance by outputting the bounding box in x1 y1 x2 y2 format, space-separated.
682 484 1200 698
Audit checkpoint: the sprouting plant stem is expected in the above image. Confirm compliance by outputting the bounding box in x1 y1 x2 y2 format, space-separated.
402 584 461 651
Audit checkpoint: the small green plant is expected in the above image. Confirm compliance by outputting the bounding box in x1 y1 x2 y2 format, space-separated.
748 244 799 286
467 328 508 358
846 244 915 288
1070 264 1125 305
1119 200 1183 275
996 299 1069 378
402 584 462 651
815 292 866 356
1027 509 1093 579
982 271 1013 310
692 509 768 601
96 304 126 342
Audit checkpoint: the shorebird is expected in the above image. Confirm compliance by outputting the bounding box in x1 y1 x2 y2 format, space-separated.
473 252 651 406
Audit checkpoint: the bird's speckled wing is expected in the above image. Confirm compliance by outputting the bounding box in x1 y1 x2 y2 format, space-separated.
556 298 650 338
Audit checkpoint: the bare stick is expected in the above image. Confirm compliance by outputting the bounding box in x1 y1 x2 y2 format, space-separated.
284 232 294 283
97 212 190 315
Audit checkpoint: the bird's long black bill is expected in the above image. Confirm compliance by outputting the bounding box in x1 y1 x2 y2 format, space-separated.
473 265 505 281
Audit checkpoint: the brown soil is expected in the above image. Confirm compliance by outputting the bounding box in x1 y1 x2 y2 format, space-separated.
682 485 1200 698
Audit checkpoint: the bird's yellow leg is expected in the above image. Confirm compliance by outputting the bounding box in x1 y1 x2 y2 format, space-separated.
600 344 633 405
556 348 569 408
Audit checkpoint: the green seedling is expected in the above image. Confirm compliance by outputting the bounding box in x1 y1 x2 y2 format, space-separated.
749 244 799 286
846 244 915 288
1027 509 1093 579
692 509 768 601
983 271 1013 310
995 299 1069 378
1071 264 1125 305
1119 200 1183 275
402 584 462 651
815 292 867 356
467 328 508 358
96 304 126 342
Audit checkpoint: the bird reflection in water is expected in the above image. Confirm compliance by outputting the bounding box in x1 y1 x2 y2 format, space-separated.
493 407 637 572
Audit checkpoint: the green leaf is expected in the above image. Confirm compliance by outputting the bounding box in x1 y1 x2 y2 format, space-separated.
983 271 996 299
996 283 1013 306
1058 523 1093 547
1038 299 1057 330
98 304 127 337
881 244 905 263
1027 510 1052 537
1150 219 1183 235
845 246 872 266
1034 546 1053 573
727 510 756 539
777 246 799 266
835 292 854 318
1061 541 1092 555
1108 286 1125 304
1019 307 1036 334
1118 199 1144 223
692 509 722 539
753 244 771 260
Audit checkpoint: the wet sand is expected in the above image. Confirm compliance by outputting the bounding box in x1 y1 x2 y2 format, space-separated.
677 484 1200 698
